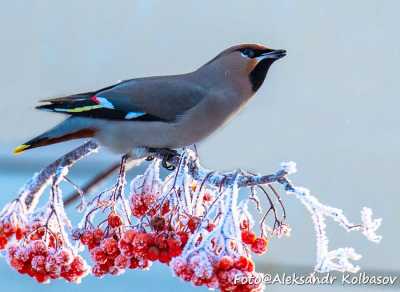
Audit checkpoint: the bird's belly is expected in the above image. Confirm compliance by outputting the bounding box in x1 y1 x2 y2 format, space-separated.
95 121 167 153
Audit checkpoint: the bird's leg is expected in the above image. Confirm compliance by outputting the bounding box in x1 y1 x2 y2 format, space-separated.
147 148 179 171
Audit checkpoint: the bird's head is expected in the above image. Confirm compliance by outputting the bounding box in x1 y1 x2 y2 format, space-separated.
200 44 286 93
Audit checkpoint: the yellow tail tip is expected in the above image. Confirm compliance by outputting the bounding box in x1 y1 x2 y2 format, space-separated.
13 144 30 155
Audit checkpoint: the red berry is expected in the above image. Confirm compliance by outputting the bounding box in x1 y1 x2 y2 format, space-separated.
103 238 120 256
56 249 73 265
203 192 214 202
121 230 136 243
69 256 88 277
129 257 139 269
167 239 182 257
31 240 48 255
35 273 49 283
80 231 93 245
130 193 157 217
108 212 123 228
217 256 234 271
177 232 189 247
147 246 160 261
3 222 16 237
251 237 269 254
241 230 257 245
132 233 151 255
114 255 129 269
15 227 25 240
92 264 107 277
8 245 18 257
158 250 171 263
32 255 46 273
9 257 25 271
187 217 199 233
247 259 255 272
45 255 59 274
206 223 216 232
0 236 8 249
93 228 104 242
91 247 108 264
161 201 170 215
234 256 251 271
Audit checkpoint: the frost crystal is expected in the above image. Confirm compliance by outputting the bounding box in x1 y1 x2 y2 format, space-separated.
287 186 381 273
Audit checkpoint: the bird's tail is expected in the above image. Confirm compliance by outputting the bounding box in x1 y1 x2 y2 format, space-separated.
13 117 96 155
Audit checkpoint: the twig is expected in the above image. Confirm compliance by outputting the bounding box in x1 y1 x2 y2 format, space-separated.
64 158 144 207
64 162 120 206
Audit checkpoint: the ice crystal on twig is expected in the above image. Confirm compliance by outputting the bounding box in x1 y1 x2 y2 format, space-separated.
286 178 382 273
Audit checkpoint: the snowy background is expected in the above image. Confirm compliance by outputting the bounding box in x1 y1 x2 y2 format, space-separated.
0 1 399 291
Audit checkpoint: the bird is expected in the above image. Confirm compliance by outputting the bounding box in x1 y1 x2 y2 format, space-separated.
14 44 286 168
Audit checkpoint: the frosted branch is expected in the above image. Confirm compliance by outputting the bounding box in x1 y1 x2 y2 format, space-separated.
0 142 382 290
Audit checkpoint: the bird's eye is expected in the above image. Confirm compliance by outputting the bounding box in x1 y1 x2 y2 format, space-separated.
241 48 255 58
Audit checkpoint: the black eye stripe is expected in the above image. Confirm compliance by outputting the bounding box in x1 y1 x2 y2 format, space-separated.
239 48 269 58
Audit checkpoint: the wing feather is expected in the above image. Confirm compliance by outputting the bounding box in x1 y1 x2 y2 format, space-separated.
36 76 206 122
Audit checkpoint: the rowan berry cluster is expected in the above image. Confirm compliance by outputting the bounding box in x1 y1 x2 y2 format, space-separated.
167 175 271 292
171 254 264 291
0 200 26 250
7 213 89 284
76 200 138 276
8 240 88 283
76 223 187 277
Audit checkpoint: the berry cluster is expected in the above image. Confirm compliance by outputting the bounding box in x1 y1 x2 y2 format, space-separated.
79 223 189 278
130 193 157 217
129 160 162 217
77 208 143 278
171 254 264 291
8 240 88 283
0 200 27 250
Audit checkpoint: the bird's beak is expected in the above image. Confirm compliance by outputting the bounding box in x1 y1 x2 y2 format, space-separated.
257 49 287 61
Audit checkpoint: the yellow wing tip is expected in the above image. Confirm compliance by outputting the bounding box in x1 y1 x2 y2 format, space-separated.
13 144 30 155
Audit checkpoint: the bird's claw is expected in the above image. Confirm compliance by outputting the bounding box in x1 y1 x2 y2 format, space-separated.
162 158 176 171
146 155 155 161
148 148 178 171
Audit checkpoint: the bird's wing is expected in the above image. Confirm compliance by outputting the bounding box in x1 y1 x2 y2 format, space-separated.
36 77 206 122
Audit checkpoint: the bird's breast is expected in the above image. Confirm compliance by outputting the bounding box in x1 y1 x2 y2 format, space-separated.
171 92 245 146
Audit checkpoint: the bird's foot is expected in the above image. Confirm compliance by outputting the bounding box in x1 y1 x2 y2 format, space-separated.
147 148 179 171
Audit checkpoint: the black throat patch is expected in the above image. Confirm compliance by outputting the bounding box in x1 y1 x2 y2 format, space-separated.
249 59 275 92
